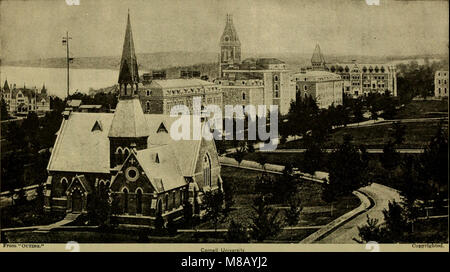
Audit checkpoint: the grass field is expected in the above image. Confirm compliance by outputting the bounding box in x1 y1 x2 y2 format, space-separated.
280 120 447 149
395 100 448 119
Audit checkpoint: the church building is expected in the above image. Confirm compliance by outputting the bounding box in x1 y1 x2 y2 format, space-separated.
44 13 223 227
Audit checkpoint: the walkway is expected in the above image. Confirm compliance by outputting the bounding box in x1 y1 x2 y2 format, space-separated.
34 213 81 233
313 183 401 244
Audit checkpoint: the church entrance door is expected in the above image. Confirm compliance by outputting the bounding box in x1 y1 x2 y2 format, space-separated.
72 190 83 213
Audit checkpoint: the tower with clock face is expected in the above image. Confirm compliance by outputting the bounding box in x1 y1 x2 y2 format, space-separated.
219 14 241 76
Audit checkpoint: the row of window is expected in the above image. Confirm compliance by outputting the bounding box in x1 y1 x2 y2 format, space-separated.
121 187 186 215
331 66 387 73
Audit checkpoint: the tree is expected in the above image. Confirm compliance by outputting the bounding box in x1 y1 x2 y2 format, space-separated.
254 153 268 169
226 220 250 243
302 138 324 174
87 189 111 227
355 215 383 243
420 122 448 193
271 168 298 204
284 194 303 241
390 122 406 145
283 94 319 138
1 98 9 120
233 142 247 165
33 183 45 215
154 212 166 235
166 217 178 236
356 201 409 243
250 195 283 242
182 202 194 228
222 179 235 214
327 134 366 197
380 140 400 171
203 190 224 231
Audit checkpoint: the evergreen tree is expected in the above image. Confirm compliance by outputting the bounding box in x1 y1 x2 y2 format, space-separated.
250 195 283 242
203 190 225 231
226 220 250 243
390 122 406 145
284 194 303 241
1 98 9 120
380 140 400 171
222 179 235 214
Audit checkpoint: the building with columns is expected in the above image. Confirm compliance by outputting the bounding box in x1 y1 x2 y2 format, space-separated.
45 13 222 227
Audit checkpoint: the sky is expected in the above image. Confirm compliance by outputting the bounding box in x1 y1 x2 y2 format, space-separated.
1 0 448 61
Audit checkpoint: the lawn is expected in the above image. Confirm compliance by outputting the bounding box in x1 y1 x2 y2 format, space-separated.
394 100 448 119
412 217 449 243
211 166 361 231
280 120 447 149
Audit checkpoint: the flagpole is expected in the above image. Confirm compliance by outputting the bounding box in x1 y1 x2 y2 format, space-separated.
66 31 70 99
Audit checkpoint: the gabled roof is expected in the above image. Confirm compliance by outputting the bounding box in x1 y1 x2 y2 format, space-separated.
47 113 113 173
118 12 139 85
135 146 187 192
311 44 326 64
108 98 150 138
48 112 207 177
67 175 93 194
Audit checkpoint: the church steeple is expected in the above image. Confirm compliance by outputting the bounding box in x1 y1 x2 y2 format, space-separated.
118 10 140 98
109 11 150 169
219 14 241 76
311 43 326 71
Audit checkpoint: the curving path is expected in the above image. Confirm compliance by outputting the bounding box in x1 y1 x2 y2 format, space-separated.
317 183 401 244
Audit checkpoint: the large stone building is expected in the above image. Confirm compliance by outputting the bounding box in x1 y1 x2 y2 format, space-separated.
293 70 343 109
45 13 222 227
139 78 222 114
308 43 398 98
434 70 448 98
215 15 295 115
1 80 51 115
327 62 397 98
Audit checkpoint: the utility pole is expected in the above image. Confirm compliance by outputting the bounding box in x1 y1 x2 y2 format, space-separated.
62 32 73 99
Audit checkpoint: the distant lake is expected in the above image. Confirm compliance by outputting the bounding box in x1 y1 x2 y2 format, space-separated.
1 66 123 98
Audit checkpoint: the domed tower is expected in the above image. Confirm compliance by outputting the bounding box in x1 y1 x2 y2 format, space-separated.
219 14 241 76
109 11 150 170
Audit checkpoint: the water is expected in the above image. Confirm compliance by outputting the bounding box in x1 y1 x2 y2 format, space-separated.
0 66 121 98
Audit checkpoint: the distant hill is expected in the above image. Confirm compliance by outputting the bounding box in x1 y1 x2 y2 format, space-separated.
4 50 447 72
4 51 219 71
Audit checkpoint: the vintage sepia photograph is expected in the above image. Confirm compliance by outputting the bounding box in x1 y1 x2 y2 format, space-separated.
0 0 448 251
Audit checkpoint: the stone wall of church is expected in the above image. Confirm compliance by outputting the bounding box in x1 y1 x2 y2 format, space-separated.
192 137 222 192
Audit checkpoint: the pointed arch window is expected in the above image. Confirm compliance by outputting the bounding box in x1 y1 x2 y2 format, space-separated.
123 188 129 214
136 188 143 214
165 194 169 211
203 153 212 187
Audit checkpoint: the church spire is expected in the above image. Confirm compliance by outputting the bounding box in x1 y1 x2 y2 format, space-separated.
118 10 139 98
311 43 326 70
3 79 10 91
